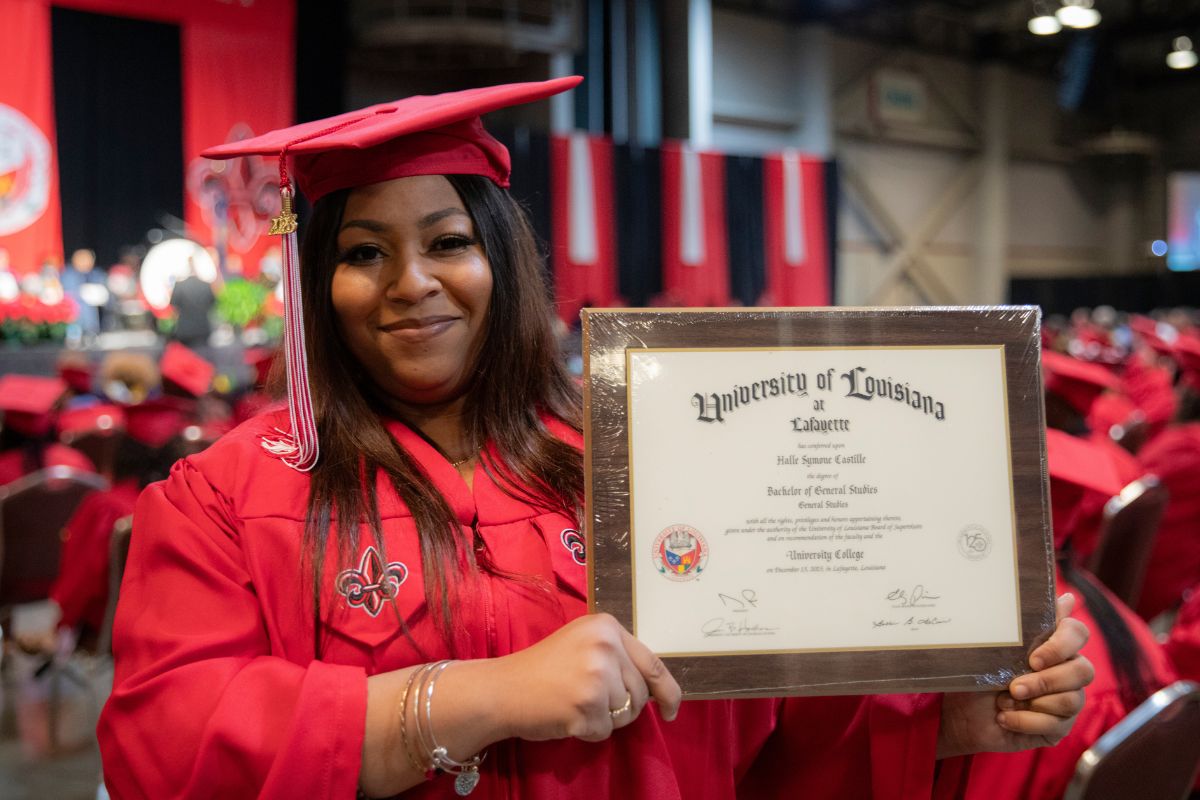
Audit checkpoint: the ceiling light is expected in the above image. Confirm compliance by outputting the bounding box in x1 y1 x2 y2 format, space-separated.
1057 1 1101 29
1028 15 1062 35
1168 37 1198 69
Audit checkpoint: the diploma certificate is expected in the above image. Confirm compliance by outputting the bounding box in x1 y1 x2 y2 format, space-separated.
584 308 1054 697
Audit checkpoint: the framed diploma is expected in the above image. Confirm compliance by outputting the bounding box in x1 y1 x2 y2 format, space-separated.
582 307 1055 698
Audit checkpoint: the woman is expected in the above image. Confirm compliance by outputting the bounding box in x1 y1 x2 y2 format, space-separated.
98 78 1092 799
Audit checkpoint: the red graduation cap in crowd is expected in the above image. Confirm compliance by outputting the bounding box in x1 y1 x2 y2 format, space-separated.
1128 315 1174 356
160 342 215 398
57 356 94 395
1041 349 1120 416
0 375 68 438
124 397 196 448
199 76 581 471
1172 335 1200 392
1045 426 1125 549
58 403 126 437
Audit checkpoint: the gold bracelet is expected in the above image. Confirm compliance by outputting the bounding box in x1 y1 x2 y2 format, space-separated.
398 664 434 778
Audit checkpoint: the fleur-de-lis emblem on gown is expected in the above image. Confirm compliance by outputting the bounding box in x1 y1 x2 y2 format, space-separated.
335 546 408 618
561 528 586 566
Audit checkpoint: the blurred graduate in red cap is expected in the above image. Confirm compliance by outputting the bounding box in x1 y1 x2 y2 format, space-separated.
0 374 95 486
1135 334 1200 620
1117 317 1180 445
1040 350 1146 562
159 340 234 438
34 398 205 652
961 428 1177 800
98 78 1092 800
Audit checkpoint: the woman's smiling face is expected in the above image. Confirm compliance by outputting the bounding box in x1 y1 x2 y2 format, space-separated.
330 175 493 407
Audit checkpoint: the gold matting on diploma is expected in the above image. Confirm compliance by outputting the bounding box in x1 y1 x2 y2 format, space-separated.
582 307 1055 698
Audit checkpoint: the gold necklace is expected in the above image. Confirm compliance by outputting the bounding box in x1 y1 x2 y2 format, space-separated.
450 452 477 468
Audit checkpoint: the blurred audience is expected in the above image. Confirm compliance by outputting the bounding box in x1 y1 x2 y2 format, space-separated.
0 375 95 485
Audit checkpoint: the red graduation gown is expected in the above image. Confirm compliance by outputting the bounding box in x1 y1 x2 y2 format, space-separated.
98 409 949 799
961 568 1178 800
1164 585 1200 682
0 442 95 486
1135 423 1200 620
50 477 141 632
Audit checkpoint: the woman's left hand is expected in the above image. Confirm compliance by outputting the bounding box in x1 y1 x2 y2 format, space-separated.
937 593 1094 759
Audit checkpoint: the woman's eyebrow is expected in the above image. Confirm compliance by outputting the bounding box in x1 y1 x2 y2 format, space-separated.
418 207 469 229
339 218 389 234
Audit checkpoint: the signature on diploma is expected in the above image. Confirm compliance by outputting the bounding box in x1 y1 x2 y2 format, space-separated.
701 617 780 637
886 584 941 608
873 616 953 629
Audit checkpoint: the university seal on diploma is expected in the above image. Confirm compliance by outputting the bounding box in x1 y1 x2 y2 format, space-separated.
582 307 1055 698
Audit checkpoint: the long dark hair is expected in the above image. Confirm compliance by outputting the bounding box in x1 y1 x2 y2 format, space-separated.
298 175 583 653
1059 550 1155 710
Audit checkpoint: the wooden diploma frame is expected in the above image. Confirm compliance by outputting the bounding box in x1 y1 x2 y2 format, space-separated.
582 307 1055 698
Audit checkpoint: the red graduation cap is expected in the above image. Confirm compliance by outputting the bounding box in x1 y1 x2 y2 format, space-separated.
1130 315 1173 356
202 76 580 203
1046 427 1125 549
56 355 94 395
58 403 126 437
1129 315 1157 338
1042 349 1119 416
160 342 215 398
198 76 581 471
0 375 68 437
1173 335 1200 392
124 397 196 448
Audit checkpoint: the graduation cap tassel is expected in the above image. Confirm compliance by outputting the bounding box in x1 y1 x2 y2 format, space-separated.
262 174 320 471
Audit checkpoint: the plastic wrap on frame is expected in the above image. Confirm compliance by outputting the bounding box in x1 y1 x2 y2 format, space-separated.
582 306 1057 698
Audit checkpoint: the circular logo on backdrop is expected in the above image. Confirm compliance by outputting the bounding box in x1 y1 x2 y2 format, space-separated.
652 524 709 581
957 524 992 561
0 104 51 236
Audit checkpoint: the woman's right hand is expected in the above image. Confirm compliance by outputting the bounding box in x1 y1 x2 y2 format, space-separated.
491 613 682 742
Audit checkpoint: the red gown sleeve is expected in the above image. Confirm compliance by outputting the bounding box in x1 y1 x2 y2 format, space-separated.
1165 585 1200 682
97 459 368 800
50 490 115 631
738 693 954 799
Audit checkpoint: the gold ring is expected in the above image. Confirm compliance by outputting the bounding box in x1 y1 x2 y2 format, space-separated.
609 692 632 719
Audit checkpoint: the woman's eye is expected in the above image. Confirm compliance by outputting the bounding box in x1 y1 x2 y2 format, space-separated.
431 235 476 252
340 244 384 264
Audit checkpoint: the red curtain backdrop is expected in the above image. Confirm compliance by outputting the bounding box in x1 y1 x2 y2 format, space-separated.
182 16 294 277
661 142 730 307
550 132 619 325
0 0 63 273
762 152 831 306
2 0 293 276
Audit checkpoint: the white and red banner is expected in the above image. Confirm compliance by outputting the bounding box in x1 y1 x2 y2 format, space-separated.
661 142 729 307
0 0 62 273
762 150 830 306
550 132 620 325
0 0 293 275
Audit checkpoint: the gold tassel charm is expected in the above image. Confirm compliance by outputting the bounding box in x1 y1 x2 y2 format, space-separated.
269 185 298 236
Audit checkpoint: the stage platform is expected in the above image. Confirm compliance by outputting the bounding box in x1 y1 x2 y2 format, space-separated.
0 331 259 389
